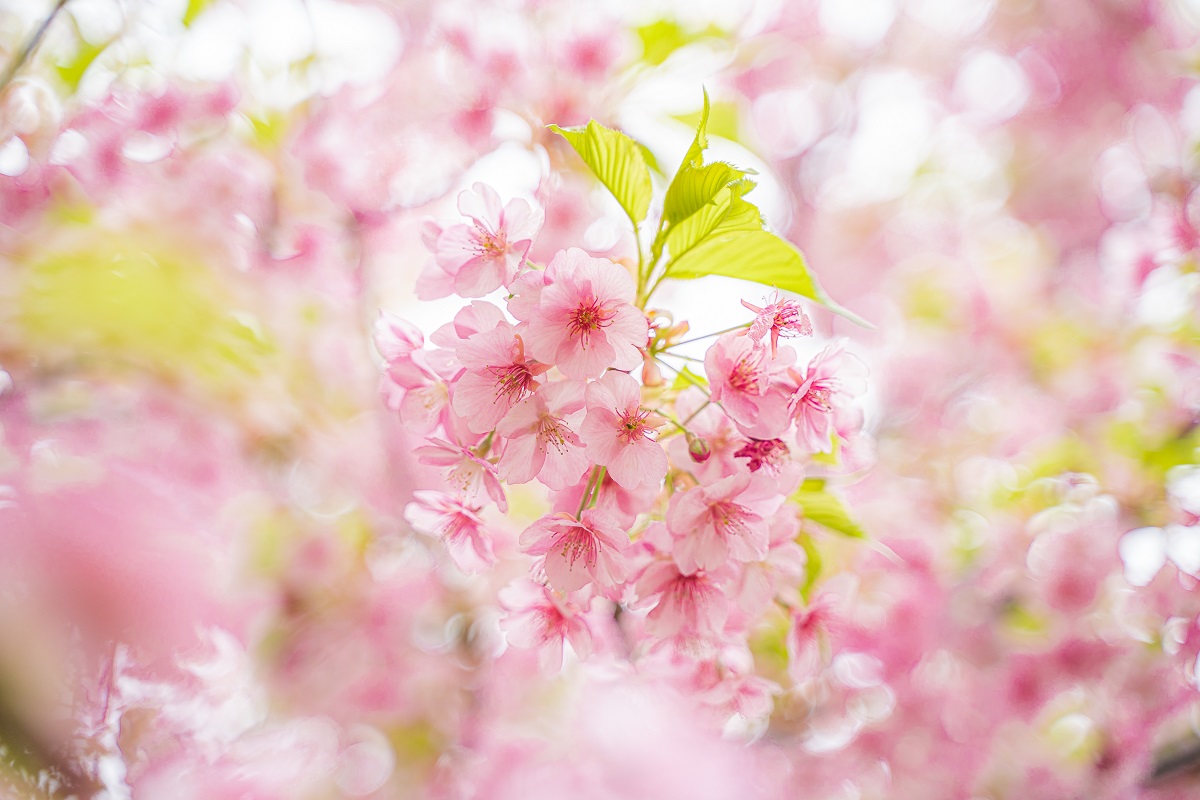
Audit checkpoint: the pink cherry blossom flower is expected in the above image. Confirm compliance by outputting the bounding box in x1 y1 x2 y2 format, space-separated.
404 490 495 573
523 248 648 380
666 388 745 484
495 380 588 489
666 473 782 574
579 370 668 490
519 508 630 595
506 261 557 323
731 510 807 618
787 595 837 683
431 182 543 298
634 561 730 644
452 321 549 434
703 333 792 439
415 436 507 512
785 342 868 455
430 300 509 348
550 469 658 529
733 438 803 491
499 578 594 674
742 292 812 356
372 310 425 362
733 438 790 474
689 646 781 721
373 314 459 433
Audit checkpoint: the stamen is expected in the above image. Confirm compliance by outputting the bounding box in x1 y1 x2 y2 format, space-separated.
567 297 615 346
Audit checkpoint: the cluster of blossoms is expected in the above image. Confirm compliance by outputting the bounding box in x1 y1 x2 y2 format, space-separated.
377 182 867 693
5 0 1200 797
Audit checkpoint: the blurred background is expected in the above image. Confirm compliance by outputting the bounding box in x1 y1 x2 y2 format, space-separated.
3 0 1200 798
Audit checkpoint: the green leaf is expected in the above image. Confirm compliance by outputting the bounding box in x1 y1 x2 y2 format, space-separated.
667 229 871 327
670 365 708 391
653 92 871 328
798 533 822 602
549 120 653 230
792 479 866 539
661 93 742 224
662 181 760 263
634 19 725 66
671 99 741 146
182 0 214 26
653 92 754 263
54 37 107 91
636 142 662 175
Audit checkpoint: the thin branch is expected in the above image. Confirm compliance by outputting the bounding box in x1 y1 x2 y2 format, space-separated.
665 322 752 349
658 351 703 363
0 0 70 95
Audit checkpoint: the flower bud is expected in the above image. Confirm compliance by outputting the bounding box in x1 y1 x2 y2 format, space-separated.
642 354 664 387
686 432 711 463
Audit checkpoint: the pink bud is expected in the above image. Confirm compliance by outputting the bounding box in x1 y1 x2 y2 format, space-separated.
687 433 711 463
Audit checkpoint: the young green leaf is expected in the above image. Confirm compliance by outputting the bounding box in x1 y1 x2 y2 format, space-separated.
653 92 871 328
792 479 867 539
635 19 726 67
55 37 107 92
667 229 870 327
662 180 761 263
660 93 744 225
549 120 653 230
652 92 754 264
799 533 823 601
669 365 708 391
183 0 215 26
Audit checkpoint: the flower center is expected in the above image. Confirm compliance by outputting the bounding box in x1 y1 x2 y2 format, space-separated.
711 500 754 540
728 355 762 394
441 507 479 542
415 383 448 411
474 225 507 258
802 379 835 412
734 438 789 473
567 298 614 345
487 362 537 405
558 525 599 569
617 408 654 444
537 413 572 454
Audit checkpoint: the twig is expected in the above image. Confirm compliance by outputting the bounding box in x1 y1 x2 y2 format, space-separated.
0 0 71 95
665 322 751 349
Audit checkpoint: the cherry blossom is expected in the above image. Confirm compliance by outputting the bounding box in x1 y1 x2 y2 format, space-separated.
426 183 543 298
578 370 668 490
634 561 731 645
405 490 496 573
415 436 507 512
667 474 783 574
498 579 594 673
703 333 792 439
451 321 548 434
742 292 813 355
495 379 588 489
522 248 648 379
519 508 630 595
784 342 868 455
7 2 1198 796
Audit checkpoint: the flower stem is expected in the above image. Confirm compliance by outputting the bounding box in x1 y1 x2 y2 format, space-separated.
681 400 711 427
576 465 604 518
474 430 495 458
658 351 704 363
653 356 710 397
666 323 752 349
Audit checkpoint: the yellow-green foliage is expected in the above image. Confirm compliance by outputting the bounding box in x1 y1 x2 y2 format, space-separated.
15 237 274 393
